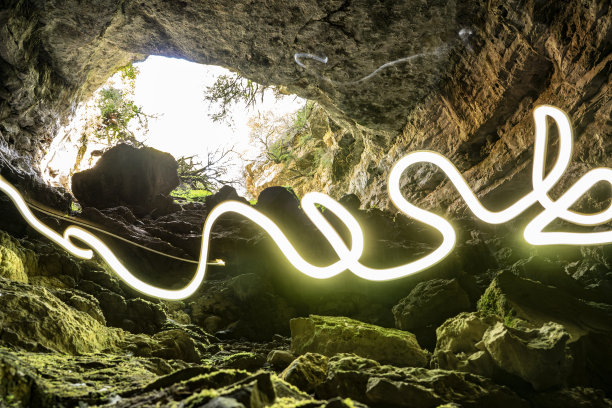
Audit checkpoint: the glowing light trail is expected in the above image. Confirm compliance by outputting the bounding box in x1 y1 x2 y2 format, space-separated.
0 105 610 300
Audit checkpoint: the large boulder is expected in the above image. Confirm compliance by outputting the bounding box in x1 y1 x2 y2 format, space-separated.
71 144 180 211
483 321 573 391
290 315 429 367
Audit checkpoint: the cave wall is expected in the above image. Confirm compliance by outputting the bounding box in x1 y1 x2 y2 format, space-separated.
0 0 610 211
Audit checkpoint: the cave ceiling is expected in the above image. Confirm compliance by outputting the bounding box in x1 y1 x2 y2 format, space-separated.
0 0 610 209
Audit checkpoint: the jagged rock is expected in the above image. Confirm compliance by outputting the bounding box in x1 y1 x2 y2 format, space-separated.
290 315 429 367
483 321 573 391
281 352 328 392
72 144 179 211
431 312 500 378
392 278 472 349
317 353 528 407
476 270 612 341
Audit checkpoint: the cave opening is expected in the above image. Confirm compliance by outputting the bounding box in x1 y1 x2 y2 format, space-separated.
40 54 308 200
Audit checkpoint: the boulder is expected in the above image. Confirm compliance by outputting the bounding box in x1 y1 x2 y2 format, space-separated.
290 315 429 367
392 278 472 349
483 322 573 391
476 270 612 340
72 144 179 211
431 312 500 378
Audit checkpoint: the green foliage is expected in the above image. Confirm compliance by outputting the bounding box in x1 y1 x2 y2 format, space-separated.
204 73 268 124
94 63 150 146
267 138 294 164
170 187 212 202
293 100 314 130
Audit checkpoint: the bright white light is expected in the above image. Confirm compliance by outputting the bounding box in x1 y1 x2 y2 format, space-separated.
132 56 306 189
3 105 611 300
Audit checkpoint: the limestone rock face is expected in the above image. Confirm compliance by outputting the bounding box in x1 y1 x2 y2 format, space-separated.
290 315 429 367
71 144 179 211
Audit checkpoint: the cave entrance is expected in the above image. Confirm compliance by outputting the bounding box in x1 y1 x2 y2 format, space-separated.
40 55 307 200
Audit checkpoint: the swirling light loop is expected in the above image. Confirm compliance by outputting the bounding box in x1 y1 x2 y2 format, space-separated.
1 105 610 300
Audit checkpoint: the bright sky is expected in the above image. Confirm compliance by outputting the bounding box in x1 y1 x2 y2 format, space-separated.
131 55 305 187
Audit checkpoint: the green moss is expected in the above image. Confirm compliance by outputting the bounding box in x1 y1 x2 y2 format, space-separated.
171 188 212 202
0 347 162 407
503 309 519 328
476 285 502 315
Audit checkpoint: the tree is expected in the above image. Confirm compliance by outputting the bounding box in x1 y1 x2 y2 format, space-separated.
94 64 153 146
175 147 240 193
204 72 283 125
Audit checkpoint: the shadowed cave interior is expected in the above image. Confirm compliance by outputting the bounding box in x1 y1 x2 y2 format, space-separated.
0 1 611 407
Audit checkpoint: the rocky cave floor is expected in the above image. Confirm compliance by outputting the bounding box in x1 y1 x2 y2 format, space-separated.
1 152 612 408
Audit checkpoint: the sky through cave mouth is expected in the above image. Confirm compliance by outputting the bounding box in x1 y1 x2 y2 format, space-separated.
41 55 307 198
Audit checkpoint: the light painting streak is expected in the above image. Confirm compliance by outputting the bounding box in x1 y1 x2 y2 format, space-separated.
294 47 447 85
0 105 610 300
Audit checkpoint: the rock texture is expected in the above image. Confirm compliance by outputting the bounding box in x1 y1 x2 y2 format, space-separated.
290 315 429 368
71 144 179 211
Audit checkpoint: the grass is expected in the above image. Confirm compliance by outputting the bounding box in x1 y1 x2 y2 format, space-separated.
170 188 212 202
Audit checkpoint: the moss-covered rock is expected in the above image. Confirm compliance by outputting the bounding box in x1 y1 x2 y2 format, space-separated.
476 270 612 340
483 321 573 391
0 346 172 407
0 277 123 354
290 315 429 367
0 230 36 283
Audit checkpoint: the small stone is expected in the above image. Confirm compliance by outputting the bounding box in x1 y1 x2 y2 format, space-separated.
281 352 328 392
267 350 295 370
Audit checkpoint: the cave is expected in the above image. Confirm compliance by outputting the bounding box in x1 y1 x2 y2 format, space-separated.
0 0 611 407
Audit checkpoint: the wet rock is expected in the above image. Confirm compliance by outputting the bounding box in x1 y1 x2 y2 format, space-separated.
317 353 528 407
483 321 573 391
392 278 472 349
290 315 429 367
281 353 328 392
72 144 179 211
